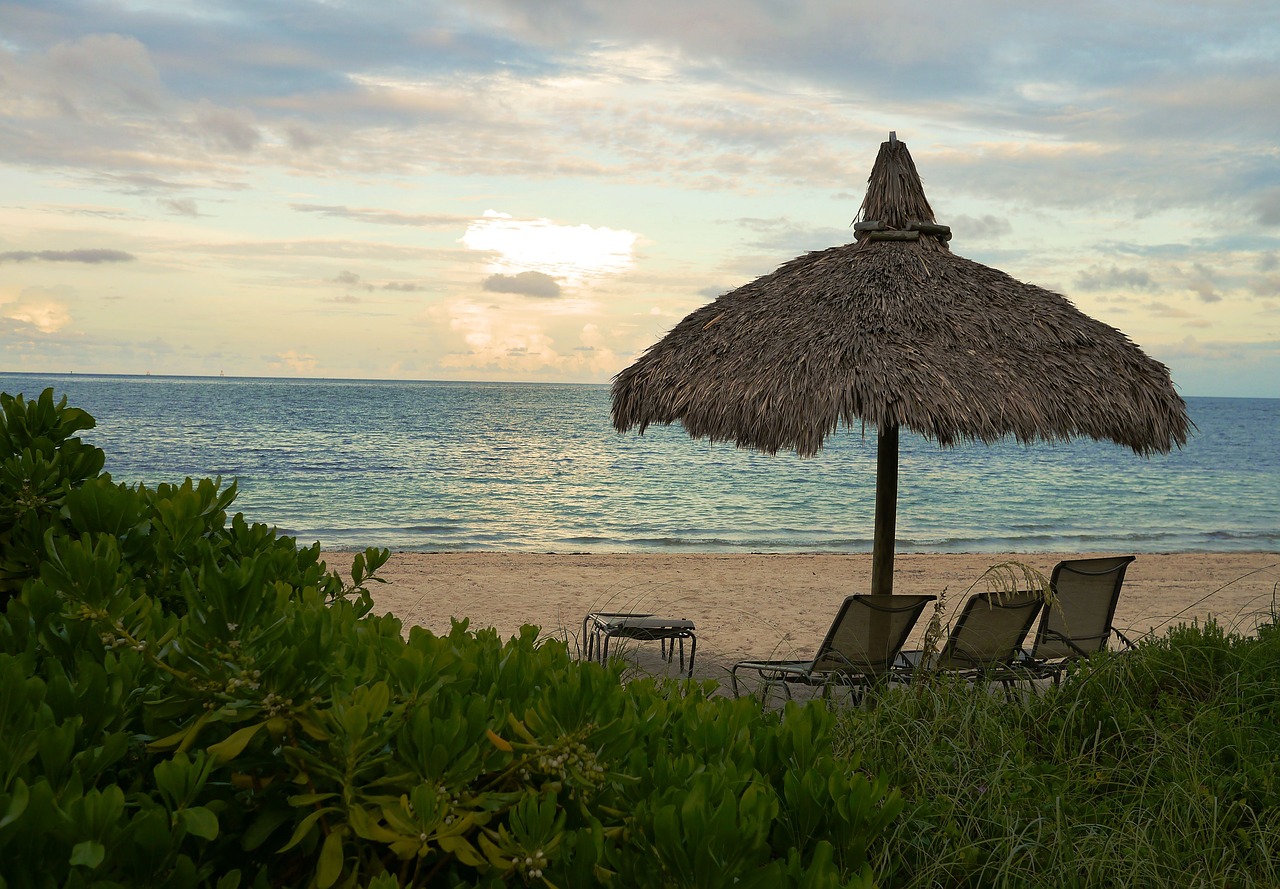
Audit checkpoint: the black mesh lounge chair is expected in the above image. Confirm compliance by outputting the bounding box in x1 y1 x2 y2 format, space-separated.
1018 555 1137 683
897 590 1043 682
730 594 935 704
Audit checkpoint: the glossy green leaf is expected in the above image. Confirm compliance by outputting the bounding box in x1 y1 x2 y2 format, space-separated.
69 839 106 868
0 778 29 829
207 722 267 764
316 829 344 889
181 805 220 840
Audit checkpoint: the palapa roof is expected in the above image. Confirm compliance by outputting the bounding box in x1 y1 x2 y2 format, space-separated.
612 135 1190 458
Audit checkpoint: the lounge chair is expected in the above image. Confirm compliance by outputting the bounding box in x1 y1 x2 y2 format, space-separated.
897 590 1043 682
1017 555 1137 683
730 594 935 704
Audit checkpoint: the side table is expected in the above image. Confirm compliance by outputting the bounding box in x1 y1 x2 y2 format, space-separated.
582 612 697 678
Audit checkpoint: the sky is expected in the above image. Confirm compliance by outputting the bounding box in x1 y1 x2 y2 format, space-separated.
1 1 1278 397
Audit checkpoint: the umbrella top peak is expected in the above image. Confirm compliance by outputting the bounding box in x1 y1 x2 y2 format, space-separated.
858 133 935 226
853 133 951 250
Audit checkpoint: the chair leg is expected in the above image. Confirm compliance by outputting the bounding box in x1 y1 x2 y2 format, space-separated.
656 636 689 675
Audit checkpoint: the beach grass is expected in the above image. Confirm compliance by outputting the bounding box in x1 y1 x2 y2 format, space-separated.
836 610 1280 887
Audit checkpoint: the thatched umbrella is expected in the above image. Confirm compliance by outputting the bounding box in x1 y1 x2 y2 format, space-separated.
612 133 1190 596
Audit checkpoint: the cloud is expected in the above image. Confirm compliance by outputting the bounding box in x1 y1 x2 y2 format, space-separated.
192 100 261 152
734 217 851 256
79 171 238 197
285 124 324 150
482 271 562 298
426 298 621 379
462 211 636 284
46 204 137 220
1161 336 1280 362
46 33 166 113
949 213 1012 241
1256 188 1280 226
292 204 468 228
160 198 200 216
1152 337 1280 396
1 287 72 333
3 1 1273 224
191 240 434 261
435 299 560 370
718 217 853 279
1146 301 1199 320
268 349 319 375
1073 264 1157 292
1188 263 1223 304
0 1 1276 392
328 271 426 293
325 271 430 295
0 249 135 264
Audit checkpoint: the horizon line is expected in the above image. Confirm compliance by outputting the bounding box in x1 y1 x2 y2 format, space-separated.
0 369 1272 400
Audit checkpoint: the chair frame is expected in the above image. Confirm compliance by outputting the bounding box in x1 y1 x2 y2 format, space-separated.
897 590 1044 684
730 594 935 705
1019 555 1137 683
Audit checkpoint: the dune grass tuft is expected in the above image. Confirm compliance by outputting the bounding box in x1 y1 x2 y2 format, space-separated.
836 610 1280 887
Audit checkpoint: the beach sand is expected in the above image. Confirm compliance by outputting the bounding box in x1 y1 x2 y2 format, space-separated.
335 551 1280 684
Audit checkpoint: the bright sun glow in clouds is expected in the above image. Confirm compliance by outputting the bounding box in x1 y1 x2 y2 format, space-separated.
461 211 637 286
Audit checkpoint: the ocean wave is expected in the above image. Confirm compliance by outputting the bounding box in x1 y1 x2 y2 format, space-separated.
10 374 1277 555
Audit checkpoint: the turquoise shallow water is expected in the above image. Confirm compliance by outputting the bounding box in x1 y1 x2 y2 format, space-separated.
3 373 1277 554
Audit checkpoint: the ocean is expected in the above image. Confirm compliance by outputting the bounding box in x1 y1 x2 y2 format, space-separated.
2 373 1276 554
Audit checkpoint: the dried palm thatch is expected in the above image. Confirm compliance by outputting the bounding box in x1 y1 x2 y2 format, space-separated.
613 136 1189 458
612 134 1189 596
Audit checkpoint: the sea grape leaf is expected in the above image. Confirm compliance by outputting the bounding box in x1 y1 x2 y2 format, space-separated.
69 839 106 868
0 778 30 830
180 806 219 840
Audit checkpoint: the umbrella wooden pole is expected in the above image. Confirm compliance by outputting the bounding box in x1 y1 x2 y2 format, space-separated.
870 423 899 597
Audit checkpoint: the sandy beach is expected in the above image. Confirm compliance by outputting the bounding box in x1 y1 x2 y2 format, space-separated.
333 551 1280 683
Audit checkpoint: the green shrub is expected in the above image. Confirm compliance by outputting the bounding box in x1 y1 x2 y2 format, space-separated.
0 389 900 888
